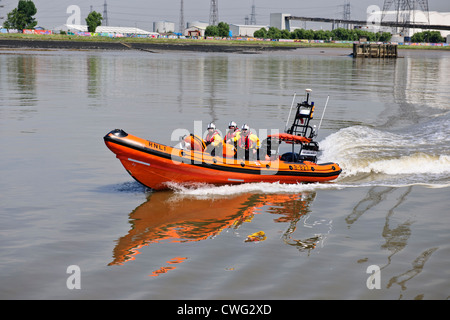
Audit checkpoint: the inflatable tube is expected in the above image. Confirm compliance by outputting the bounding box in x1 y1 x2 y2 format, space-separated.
184 134 206 151
268 133 311 144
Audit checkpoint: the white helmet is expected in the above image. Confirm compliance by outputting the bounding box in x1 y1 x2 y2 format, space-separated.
207 122 216 130
228 121 237 128
241 124 249 131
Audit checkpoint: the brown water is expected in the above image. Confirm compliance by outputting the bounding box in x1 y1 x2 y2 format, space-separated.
0 47 449 300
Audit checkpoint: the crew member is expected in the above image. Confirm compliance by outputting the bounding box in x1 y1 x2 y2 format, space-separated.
234 124 260 161
204 122 223 156
225 121 240 144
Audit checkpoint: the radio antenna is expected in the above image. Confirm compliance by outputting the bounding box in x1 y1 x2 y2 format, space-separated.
285 92 297 133
316 95 330 136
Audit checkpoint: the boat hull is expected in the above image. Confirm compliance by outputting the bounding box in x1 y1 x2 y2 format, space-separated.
104 129 342 190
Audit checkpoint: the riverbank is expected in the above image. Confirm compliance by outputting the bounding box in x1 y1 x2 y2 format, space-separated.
0 34 301 53
0 33 448 52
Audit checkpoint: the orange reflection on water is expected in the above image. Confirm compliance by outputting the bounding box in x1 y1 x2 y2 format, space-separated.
108 191 317 266
149 256 188 277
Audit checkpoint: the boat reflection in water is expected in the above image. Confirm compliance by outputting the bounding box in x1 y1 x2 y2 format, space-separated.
108 189 328 267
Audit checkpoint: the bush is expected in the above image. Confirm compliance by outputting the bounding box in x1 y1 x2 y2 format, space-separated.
205 25 218 37
253 28 267 38
411 31 444 43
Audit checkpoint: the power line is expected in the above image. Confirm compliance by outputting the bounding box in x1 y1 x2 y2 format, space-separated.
209 0 219 26
103 0 108 26
0 0 4 21
179 0 184 34
342 1 351 29
250 0 256 25
381 0 430 34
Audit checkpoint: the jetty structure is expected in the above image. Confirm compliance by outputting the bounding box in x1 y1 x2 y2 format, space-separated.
352 42 398 58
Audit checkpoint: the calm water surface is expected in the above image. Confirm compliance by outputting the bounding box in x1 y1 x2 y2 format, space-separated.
0 47 449 300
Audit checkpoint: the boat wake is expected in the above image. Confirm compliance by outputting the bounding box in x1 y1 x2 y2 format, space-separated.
167 181 341 197
168 179 450 197
113 113 450 196
169 115 450 196
318 117 450 187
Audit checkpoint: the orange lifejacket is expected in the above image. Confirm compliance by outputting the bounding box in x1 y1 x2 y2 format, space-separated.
238 134 251 149
225 128 240 142
206 130 220 144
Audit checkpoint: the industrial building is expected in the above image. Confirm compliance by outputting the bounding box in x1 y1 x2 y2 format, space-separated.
184 21 208 37
229 24 268 37
269 11 450 38
352 10 450 38
184 25 206 37
153 21 175 34
55 24 157 36
187 21 209 29
270 13 292 31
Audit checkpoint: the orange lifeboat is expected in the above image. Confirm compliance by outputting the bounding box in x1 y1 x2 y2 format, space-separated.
104 90 342 190
104 129 341 190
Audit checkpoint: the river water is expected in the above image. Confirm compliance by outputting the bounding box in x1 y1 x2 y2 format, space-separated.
0 46 449 300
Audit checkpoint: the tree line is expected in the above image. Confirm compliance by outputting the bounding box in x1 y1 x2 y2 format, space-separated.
411 31 445 43
207 24 446 44
254 27 393 42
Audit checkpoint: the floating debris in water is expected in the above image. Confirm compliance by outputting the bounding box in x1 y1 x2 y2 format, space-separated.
245 231 267 242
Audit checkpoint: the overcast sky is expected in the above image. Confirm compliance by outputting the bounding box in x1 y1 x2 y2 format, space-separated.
1 0 449 31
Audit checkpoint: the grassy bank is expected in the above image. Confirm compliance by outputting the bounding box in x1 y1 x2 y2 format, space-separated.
0 33 303 48
0 33 448 51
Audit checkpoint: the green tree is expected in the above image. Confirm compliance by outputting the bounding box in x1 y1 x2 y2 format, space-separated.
3 0 37 30
217 22 229 37
376 32 392 42
427 31 444 43
205 22 229 37
205 25 218 36
85 11 103 33
411 32 424 42
253 27 267 38
331 28 351 41
291 28 306 39
280 29 290 39
266 27 281 39
411 31 444 43
303 29 315 40
313 29 331 41
291 28 319 40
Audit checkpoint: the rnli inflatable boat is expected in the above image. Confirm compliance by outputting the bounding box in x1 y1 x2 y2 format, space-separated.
104 90 342 190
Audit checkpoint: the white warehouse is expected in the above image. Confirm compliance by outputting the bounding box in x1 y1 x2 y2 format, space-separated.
230 24 268 37
380 10 450 37
153 21 175 34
